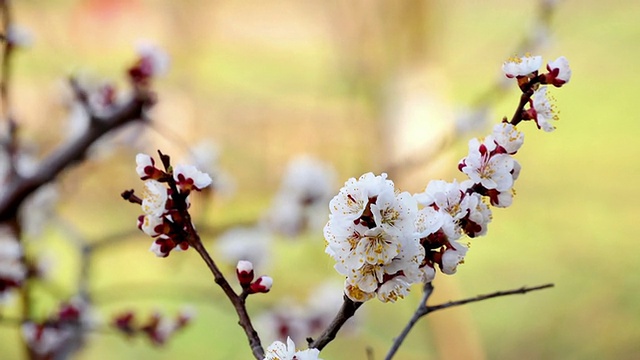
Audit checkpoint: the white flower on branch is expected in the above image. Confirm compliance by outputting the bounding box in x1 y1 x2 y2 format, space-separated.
460 137 516 192
141 180 169 218
440 240 469 275
501 54 542 78
545 56 572 87
325 173 424 303
492 123 524 155
263 337 323 360
173 164 212 192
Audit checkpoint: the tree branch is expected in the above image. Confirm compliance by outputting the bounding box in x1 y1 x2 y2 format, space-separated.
0 85 153 222
152 153 265 359
385 282 554 360
189 240 265 359
309 295 363 351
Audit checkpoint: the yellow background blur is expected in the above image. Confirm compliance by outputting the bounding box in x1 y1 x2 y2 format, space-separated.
1 0 639 359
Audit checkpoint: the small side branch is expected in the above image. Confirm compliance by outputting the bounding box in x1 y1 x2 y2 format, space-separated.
189 240 265 360
426 283 553 313
385 283 554 360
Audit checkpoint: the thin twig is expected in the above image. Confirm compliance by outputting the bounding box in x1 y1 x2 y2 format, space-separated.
509 88 535 126
385 283 554 360
426 283 554 313
152 153 265 359
188 227 265 359
384 282 434 360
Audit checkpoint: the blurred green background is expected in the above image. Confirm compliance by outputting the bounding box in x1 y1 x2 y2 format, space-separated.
1 0 639 359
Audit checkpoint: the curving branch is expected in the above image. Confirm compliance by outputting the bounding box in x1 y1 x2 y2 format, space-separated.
0 81 153 222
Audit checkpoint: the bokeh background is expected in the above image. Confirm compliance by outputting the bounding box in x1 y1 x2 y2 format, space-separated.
1 0 639 359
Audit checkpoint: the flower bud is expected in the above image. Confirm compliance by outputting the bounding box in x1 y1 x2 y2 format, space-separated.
249 276 272 294
236 260 254 288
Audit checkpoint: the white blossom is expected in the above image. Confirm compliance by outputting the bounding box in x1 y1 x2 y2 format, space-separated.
546 56 572 86
136 153 156 179
173 163 212 191
502 54 542 78
461 138 515 191
263 337 323 360
376 275 412 303
325 173 423 303
139 214 164 237
532 86 558 132
149 237 169 257
141 180 168 217
492 123 524 154
462 193 492 237
440 241 468 275
414 206 444 239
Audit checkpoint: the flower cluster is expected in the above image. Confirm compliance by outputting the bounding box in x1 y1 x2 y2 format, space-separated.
126 152 212 257
325 54 571 303
324 173 424 302
502 54 572 132
417 122 523 280
112 307 194 346
502 54 571 89
263 337 323 360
